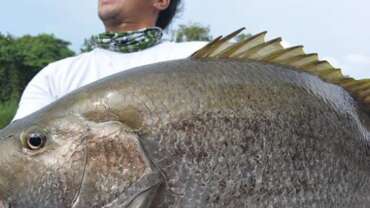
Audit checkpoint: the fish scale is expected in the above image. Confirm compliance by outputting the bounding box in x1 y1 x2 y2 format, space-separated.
0 30 370 207
147 106 366 207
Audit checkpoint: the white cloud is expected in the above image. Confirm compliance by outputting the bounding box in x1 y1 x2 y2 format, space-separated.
336 54 370 79
345 54 370 65
320 55 370 79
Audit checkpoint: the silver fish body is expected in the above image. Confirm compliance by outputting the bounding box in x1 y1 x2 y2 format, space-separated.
0 59 370 208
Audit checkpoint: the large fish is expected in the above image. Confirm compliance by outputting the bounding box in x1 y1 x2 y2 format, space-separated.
0 28 370 208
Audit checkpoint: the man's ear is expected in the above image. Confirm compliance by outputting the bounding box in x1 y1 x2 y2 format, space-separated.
153 0 171 11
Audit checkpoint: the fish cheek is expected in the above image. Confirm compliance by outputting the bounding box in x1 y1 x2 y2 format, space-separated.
73 121 161 208
54 134 88 207
2 136 87 208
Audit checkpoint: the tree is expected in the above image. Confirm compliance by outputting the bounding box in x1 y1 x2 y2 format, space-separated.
80 35 95 53
0 33 75 101
0 34 17 101
15 34 75 92
171 23 212 42
235 33 252 42
16 34 75 70
0 33 75 127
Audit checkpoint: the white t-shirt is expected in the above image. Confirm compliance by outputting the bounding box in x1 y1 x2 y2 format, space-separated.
13 41 207 121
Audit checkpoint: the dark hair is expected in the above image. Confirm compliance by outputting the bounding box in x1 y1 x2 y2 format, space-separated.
156 0 182 29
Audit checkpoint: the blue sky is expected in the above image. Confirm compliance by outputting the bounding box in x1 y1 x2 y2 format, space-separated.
0 0 369 78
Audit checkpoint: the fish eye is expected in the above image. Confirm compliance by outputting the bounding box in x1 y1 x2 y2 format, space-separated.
25 132 47 150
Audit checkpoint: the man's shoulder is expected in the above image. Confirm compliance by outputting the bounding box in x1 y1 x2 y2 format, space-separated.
33 49 104 91
46 49 97 70
144 41 208 59
37 49 107 81
164 41 208 47
158 41 208 52
40 41 208 75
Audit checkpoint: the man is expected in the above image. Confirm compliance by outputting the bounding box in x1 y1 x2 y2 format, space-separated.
13 0 207 120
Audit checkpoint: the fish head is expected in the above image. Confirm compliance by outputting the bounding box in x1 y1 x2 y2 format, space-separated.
0 113 89 208
0 106 161 208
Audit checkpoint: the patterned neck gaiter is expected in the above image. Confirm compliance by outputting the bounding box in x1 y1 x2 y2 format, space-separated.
92 27 163 53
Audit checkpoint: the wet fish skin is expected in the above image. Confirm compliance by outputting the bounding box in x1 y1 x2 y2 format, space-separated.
0 114 88 208
0 59 370 207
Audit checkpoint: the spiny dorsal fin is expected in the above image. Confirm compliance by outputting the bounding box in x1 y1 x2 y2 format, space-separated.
191 36 223 58
215 31 267 59
237 37 284 60
267 46 305 62
208 28 246 57
191 28 370 112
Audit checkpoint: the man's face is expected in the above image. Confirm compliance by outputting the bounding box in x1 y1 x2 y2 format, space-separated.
98 0 155 24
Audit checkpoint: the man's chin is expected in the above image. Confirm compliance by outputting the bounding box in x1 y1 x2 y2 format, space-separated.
100 0 117 5
98 8 120 22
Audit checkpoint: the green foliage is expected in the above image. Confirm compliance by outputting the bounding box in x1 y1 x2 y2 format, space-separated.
0 99 18 128
235 33 252 42
80 35 95 53
16 34 75 70
0 33 74 101
171 23 212 42
0 33 75 127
